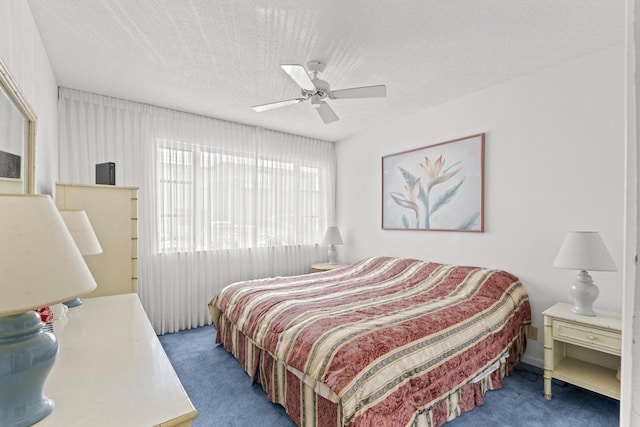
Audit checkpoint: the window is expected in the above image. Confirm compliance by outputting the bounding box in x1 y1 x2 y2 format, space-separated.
157 140 326 253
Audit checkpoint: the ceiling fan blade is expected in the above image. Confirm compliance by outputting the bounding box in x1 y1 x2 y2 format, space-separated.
329 85 386 99
281 64 316 91
317 102 339 124
251 98 304 112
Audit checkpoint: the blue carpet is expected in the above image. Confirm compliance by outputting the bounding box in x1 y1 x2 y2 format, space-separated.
158 326 619 426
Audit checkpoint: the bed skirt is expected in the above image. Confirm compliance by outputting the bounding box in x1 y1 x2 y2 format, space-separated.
213 311 527 427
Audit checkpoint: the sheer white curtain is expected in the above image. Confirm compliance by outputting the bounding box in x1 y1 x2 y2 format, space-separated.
58 88 335 333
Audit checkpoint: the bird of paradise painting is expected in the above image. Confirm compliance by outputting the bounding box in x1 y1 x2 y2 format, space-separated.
382 133 484 231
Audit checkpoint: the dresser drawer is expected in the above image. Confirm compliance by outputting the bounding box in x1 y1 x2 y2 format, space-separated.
552 319 621 355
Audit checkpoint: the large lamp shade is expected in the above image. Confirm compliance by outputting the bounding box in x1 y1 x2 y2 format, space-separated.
553 231 616 272
59 209 103 256
0 195 97 314
58 209 102 307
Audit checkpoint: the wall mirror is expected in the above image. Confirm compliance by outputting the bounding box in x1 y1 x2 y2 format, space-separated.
0 57 36 194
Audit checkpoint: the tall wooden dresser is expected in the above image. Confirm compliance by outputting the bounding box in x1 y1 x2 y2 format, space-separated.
55 183 138 298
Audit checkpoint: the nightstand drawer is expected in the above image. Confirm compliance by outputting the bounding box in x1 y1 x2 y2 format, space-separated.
553 320 621 355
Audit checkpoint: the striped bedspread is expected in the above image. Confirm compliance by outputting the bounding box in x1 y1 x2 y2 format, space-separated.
209 256 531 426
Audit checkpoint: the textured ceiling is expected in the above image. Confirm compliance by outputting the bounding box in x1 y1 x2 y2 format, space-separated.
27 0 624 142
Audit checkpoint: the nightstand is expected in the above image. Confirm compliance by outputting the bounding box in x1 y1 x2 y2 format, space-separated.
543 302 621 400
311 262 348 273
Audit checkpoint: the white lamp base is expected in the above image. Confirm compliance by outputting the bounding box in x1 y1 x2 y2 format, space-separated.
569 270 599 316
327 244 338 265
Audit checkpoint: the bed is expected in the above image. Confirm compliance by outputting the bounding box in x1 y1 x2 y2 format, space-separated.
208 256 531 427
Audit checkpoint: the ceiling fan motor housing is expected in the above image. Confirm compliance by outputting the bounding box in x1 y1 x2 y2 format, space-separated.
303 60 331 103
304 78 331 101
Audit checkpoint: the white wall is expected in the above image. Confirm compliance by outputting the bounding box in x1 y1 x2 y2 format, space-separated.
336 44 625 366
0 1 59 195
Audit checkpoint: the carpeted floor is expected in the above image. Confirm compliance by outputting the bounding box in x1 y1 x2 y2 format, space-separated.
158 326 619 427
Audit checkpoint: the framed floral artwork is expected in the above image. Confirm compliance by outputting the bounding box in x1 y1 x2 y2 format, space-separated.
382 133 484 231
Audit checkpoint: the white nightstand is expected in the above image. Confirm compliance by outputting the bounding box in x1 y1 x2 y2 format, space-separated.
542 302 621 400
311 262 348 273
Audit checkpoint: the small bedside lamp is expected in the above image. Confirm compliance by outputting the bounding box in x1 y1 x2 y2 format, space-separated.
59 209 103 307
553 231 617 316
0 195 97 427
322 226 343 265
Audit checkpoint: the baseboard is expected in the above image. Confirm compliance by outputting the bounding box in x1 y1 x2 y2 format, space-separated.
520 353 544 369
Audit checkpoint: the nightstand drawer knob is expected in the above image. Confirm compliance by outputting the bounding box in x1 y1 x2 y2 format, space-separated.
588 334 596 340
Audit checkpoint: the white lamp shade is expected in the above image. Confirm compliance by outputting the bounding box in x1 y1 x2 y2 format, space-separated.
553 231 617 271
0 194 97 315
322 226 344 245
59 209 103 255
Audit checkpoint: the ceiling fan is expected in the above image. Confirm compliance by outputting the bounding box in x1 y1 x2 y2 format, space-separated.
251 60 386 124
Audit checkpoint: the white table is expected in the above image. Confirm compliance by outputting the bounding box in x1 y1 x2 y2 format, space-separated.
36 294 197 426
543 302 621 400
311 262 349 272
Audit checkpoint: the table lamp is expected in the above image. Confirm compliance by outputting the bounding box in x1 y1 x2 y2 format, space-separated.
322 226 343 264
0 194 97 427
553 231 617 316
59 209 103 307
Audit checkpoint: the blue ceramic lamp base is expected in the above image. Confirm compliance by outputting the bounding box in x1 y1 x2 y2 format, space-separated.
0 311 58 427
63 298 82 308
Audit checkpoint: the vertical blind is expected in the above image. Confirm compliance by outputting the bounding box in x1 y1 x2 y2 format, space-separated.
58 88 335 333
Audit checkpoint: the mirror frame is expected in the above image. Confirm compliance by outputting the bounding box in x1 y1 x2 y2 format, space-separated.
0 57 37 194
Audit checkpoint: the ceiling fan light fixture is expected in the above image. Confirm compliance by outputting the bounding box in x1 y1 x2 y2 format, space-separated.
311 94 322 109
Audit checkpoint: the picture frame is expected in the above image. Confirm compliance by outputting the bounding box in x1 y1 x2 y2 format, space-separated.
382 133 484 232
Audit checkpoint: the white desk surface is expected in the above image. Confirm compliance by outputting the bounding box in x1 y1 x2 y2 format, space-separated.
36 294 197 427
